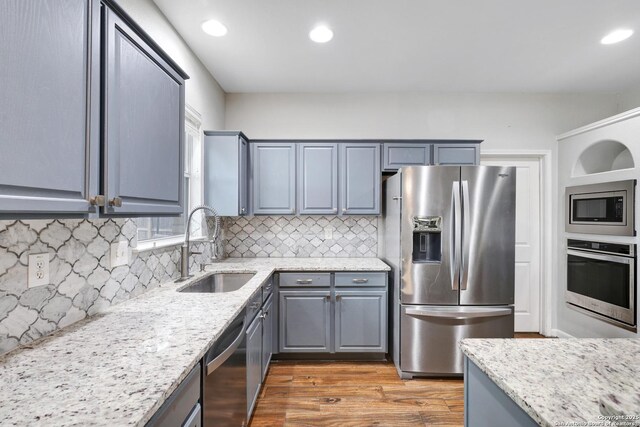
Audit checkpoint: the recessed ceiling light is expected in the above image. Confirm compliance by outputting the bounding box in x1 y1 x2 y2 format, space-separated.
309 25 333 43
601 28 633 45
201 19 227 37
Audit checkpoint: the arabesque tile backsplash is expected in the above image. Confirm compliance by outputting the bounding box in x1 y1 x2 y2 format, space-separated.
0 215 378 355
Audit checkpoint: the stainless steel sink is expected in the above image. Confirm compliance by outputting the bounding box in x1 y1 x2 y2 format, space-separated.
179 273 254 293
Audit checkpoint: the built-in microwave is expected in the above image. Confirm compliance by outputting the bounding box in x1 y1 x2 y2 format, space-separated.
565 180 636 236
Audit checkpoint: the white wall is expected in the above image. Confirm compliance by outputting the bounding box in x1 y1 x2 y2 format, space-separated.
617 85 640 113
117 0 225 130
225 92 618 148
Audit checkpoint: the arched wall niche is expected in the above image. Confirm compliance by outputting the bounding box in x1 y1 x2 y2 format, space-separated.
572 140 634 176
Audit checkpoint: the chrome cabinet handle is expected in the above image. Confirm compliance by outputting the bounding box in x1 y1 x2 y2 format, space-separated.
392 196 402 201
352 278 368 283
109 197 123 207
296 279 313 284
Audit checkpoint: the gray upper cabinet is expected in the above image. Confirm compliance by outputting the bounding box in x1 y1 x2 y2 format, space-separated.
383 143 432 171
339 144 381 215
0 0 188 218
335 290 387 353
204 131 249 216
279 290 331 352
433 143 480 165
251 143 296 215
103 6 186 215
297 143 338 215
0 0 100 216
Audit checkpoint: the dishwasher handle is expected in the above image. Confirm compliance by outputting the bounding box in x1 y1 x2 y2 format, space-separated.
206 319 247 376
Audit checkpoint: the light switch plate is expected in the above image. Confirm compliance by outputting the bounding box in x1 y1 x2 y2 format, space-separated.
110 241 129 268
28 253 50 288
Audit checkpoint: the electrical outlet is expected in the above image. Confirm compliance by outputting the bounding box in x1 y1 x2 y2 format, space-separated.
28 253 50 287
110 241 129 268
324 227 333 240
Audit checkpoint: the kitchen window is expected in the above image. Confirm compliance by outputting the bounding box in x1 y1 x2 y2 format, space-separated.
135 106 203 249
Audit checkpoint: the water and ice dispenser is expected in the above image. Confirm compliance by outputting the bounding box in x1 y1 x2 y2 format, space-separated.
412 216 442 263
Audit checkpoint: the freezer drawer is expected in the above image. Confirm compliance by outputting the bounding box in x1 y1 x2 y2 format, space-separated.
400 305 513 375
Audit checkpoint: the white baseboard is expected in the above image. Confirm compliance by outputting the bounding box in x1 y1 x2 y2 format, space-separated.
550 329 575 338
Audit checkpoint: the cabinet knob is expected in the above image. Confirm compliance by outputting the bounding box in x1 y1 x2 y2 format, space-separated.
89 195 106 207
325 295 331 301
241 207 246 214
336 295 342 301
109 197 123 208
342 208 347 213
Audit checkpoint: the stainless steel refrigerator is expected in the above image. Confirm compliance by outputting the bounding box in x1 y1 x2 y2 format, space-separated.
382 166 516 377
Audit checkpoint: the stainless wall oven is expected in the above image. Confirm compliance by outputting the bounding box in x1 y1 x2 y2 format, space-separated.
566 239 636 329
565 180 636 236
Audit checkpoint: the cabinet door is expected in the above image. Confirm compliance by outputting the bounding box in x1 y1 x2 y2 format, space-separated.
383 143 432 171
298 143 338 214
335 290 387 352
103 7 185 215
261 295 274 381
279 290 331 352
433 143 480 165
339 144 381 215
246 314 262 417
239 136 249 215
0 0 99 216
204 132 247 216
251 143 296 215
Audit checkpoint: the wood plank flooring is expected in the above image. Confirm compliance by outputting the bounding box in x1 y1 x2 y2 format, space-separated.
249 333 545 427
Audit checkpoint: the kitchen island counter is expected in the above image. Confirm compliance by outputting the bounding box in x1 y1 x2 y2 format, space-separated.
460 338 640 427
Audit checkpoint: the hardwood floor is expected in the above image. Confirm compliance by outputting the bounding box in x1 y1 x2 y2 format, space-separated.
249 333 545 427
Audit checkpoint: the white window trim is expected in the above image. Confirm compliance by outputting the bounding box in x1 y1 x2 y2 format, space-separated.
134 104 204 253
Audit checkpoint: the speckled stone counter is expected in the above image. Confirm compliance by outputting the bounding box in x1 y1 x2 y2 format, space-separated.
0 258 389 426
460 338 640 427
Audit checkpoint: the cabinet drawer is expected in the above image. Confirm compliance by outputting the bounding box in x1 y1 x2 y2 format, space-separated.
279 272 331 287
146 363 201 427
335 272 386 287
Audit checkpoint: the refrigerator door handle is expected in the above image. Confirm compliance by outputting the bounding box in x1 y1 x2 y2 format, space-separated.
405 306 512 320
461 180 471 290
451 181 462 291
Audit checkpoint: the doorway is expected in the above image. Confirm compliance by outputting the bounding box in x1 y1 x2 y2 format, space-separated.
482 155 543 332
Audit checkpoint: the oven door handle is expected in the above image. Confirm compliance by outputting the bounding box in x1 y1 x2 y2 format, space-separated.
567 249 633 264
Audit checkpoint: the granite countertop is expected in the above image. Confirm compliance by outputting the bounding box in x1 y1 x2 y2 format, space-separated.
460 338 640 427
0 257 389 427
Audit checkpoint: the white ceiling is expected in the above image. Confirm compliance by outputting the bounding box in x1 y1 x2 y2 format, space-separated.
153 0 640 93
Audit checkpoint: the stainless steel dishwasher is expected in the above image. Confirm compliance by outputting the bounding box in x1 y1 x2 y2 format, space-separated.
203 308 247 427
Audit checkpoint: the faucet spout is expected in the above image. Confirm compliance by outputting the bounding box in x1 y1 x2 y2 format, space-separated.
179 205 220 281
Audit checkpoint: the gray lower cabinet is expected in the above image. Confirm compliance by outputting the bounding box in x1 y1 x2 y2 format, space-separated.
204 131 249 216
279 290 331 352
383 143 432 171
297 143 339 215
251 143 296 215
103 5 185 215
464 357 538 427
433 143 480 165
335 290 387 352
339 144 381 215
261 294 274 381
0 0 100 216
246 313 262 417
146 363 202 427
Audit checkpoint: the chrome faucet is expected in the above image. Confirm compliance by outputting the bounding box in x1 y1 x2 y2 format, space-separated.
179 205 220 281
